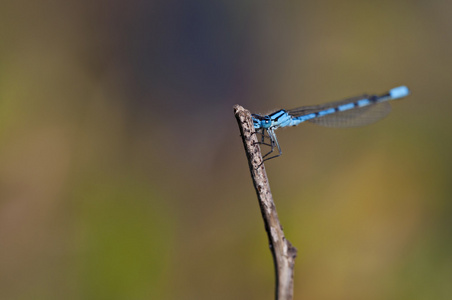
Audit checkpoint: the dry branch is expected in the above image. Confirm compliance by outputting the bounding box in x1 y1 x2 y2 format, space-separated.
234 105 297 300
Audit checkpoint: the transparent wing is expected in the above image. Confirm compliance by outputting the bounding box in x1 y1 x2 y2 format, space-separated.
288 95 367 117
288 94 392 128
307 102 391 127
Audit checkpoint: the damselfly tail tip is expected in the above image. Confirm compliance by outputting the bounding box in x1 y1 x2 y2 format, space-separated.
389 86 410 99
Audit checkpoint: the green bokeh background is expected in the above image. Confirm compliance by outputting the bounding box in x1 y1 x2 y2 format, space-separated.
1 1 451 299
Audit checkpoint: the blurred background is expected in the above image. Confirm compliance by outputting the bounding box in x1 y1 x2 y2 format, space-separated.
1 0 451 299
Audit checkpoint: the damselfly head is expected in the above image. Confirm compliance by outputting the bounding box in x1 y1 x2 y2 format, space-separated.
252 114 272 129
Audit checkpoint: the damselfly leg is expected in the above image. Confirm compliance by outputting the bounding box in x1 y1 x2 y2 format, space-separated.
253 128 282 164
253 128 272 147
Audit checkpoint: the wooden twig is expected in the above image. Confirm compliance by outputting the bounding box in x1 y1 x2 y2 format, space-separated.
234 105 297 300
